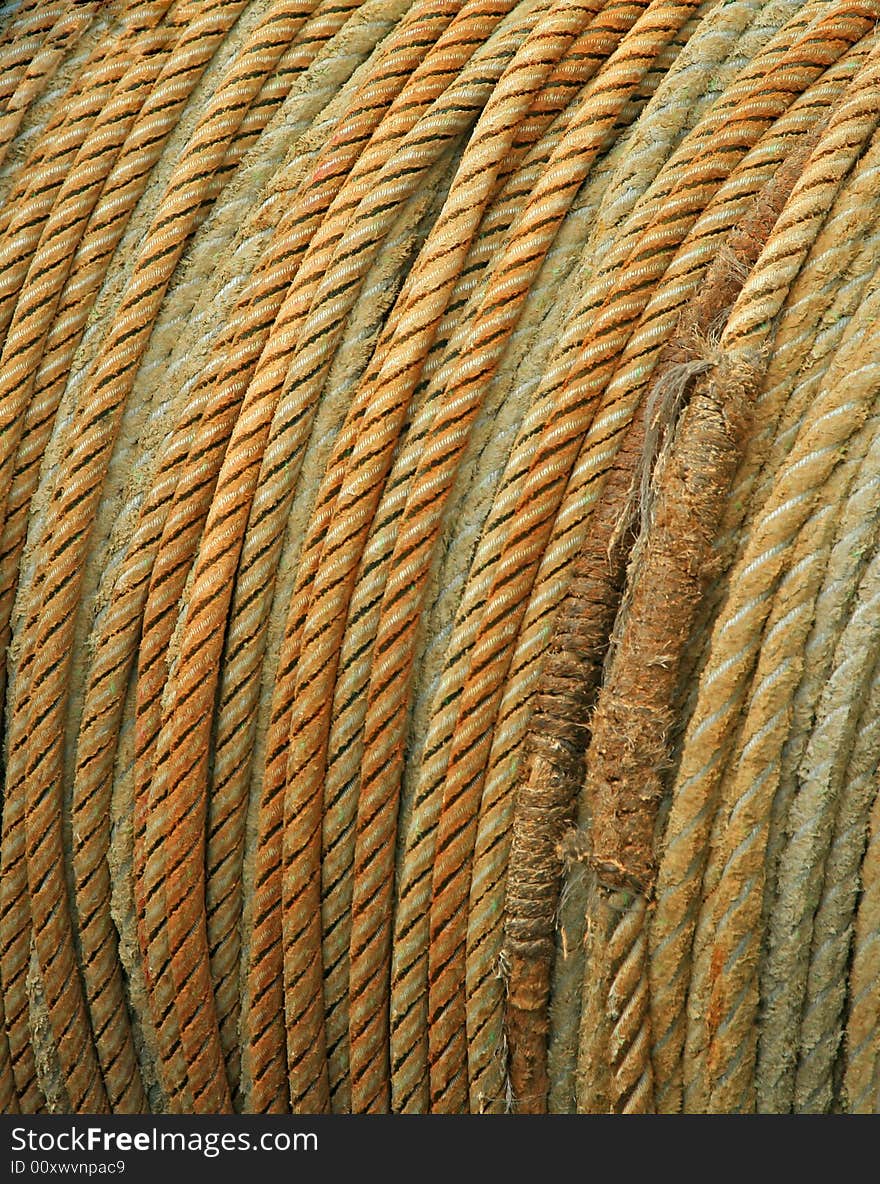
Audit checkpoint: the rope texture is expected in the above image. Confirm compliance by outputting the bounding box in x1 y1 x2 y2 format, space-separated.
1 0 879 1114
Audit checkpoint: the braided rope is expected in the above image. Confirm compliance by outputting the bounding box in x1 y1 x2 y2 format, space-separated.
648 39 880 1112
380 0 706 1114
0 3 98 173
503 112 819 1110
9 0 259 1115
232 0 486 1112
123 0 350 1106
794 563 880 1111
756 416 880 1112
843 656 880 1113
693 303 880 1113
312 0 609 1114
222 0 541 1114
3 0 880 1115
63 0 399 1115
459 0 854 1110
0 2 189 1112
452 0 783 1110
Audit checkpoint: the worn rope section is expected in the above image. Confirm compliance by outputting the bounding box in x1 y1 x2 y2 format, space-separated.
2 0 880 1116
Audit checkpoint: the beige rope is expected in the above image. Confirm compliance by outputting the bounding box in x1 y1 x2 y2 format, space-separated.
3 0 880 1115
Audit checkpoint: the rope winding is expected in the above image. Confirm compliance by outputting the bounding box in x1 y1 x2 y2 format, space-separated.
1 0 880 1114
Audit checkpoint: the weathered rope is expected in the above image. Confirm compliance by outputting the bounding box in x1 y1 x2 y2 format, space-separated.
2 0 880 1115
501 114 820 1108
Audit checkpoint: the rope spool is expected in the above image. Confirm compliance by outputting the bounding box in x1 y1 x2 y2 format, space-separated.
1 0 879 1114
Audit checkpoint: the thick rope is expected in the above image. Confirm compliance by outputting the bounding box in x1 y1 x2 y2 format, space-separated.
2 0 880 1115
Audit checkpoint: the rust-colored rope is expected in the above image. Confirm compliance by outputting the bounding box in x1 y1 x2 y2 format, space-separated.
313 0 658 1115
373 0 703 1114
403 0 729 1113
63 0 393 1118
208 0 532 1117
649 43 880 1114
462 1 875 1115
311 2 632 1113
505 106 831 1112
4 0 880 1119
227 0 482 1111
0 1 182 1113
0 3 98 172
7 0 257 1115
122 0 350 1106
502 425 636 1111
388 0 833 1117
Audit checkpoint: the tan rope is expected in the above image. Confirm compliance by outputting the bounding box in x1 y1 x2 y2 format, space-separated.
4 0 880 1115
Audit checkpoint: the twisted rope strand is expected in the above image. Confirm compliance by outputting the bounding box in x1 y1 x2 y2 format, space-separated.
4 0 880 1116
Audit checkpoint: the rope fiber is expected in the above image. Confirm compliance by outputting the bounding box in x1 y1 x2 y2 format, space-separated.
0 0 879 1114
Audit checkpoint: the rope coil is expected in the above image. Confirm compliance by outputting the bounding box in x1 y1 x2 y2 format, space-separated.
1 0 879 1114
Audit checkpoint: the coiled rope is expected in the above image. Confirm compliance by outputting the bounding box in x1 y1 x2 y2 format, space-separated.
1 0 879 1114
